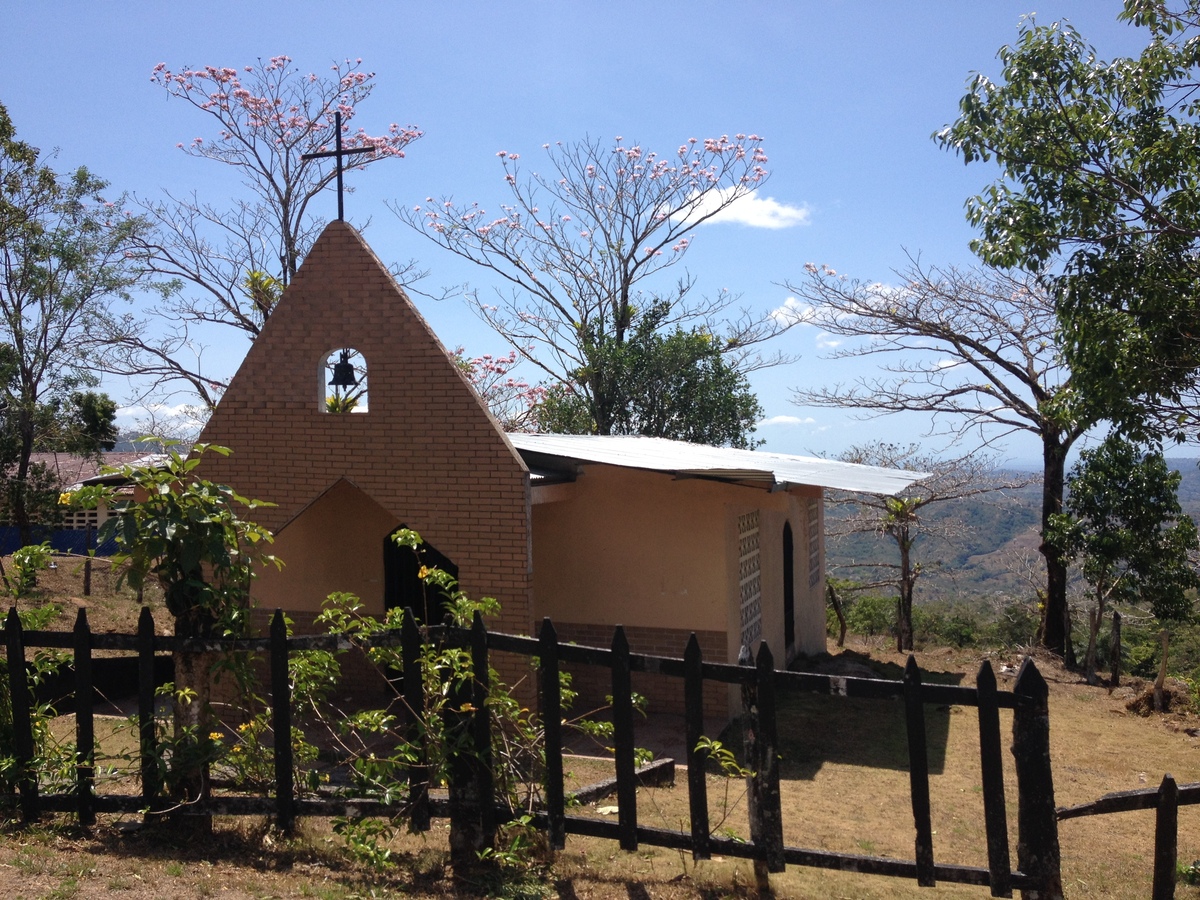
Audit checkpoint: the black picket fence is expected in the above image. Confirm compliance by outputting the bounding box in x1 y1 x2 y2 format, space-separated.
2 605 1069 896
1058 774 1200 900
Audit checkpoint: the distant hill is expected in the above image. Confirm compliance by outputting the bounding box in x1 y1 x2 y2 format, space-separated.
826 459 1200 605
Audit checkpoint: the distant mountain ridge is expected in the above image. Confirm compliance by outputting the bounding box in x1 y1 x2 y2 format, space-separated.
825 459 1200 605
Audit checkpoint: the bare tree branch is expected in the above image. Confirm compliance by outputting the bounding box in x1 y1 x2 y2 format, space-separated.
784 261 1097 660
395 135 797 439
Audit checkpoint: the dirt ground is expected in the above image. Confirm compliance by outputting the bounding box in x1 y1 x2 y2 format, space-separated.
3 566 1200 898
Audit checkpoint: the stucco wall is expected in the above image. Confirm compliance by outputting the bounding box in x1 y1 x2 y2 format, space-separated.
748 491 826 663
532 466 729 633
254 479 399 616
531 465 827 666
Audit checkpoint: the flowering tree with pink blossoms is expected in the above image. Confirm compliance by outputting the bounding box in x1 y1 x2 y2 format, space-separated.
397 135 791 443
108 57 422 413
454 348 546 432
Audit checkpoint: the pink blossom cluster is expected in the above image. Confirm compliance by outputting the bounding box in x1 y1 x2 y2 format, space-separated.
151 57 422 162
411 132 768 255
455 348 547 432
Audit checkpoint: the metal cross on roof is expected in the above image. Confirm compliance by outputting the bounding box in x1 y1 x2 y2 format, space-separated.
302 111 375 222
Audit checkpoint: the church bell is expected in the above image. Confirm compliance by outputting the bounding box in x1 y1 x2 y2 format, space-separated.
329 350 357 388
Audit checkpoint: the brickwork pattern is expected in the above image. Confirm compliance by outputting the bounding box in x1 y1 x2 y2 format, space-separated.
549 621 731 724
197 223 533 650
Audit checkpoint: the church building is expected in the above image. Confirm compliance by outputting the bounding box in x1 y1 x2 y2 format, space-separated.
194 221 922 716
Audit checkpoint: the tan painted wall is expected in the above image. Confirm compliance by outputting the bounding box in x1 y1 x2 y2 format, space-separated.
196 222 532 640
747 490 826 663
533 466 728 633
254 479 399 616
531 465 827 667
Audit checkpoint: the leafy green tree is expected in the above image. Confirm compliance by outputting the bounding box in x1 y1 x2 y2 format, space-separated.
0 102 142 542
78 444 279 823
536 301 763 447
1050 433 1200 680
400 135 792 444
937 0 1200 438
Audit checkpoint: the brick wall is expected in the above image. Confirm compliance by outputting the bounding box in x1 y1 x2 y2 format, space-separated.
549 621 732 726
196 223 533 688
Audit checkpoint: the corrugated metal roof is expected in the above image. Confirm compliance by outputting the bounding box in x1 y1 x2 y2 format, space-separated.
508 434 928 494
18 451 166 490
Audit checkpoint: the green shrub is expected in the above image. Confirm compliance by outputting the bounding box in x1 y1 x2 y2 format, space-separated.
845 593 895 638
983 599 1042 649
4 542 54 598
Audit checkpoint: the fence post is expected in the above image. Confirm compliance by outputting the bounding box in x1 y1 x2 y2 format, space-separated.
1012 658 1063 900
739 643 772 891
402 608 430 832
5 607 37 821
904 656 935 887
269 609 294 832
540 617 566 851
1110 610 1122 688
976 661 1013 897
1153 774 1179 900
684 634 711 861
447 617 486 870
611 625 638 851
82 524 92 597
137 605 161 810
755 643 785 874
73 608 95 827
470 611 496 847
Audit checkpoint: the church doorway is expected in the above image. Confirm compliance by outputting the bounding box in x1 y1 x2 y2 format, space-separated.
383 527 459 625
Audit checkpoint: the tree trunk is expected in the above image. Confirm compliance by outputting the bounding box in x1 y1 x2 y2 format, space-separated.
1039 439 1074 665
168 610 215 834
1154 630 1170 713
827 582 847 648
12 407 35 547
896 537 915 652
1084 604 1100 686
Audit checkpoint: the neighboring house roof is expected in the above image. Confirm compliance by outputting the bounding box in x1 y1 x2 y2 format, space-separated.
508 434 928 494
21 452 157 490
6 451 172 490
77 453 171 487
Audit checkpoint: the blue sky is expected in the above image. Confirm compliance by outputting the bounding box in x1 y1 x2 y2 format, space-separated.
1 2 1150 463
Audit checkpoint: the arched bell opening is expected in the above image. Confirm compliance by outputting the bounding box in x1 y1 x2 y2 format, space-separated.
321 348 368 413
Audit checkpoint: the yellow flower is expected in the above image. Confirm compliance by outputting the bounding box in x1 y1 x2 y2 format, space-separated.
209 731 224 741
418 565 430 579
57 492 74 506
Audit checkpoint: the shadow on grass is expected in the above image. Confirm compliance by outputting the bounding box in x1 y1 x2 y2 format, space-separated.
773 650 965 780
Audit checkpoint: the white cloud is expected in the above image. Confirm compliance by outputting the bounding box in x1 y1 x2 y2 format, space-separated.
770 296 814 326
117 403 209 440
683 187 810 229
934 359 961 370
757 415 815 427
816 333 842 349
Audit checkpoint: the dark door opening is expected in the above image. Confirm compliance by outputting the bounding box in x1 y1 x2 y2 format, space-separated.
783 521 795 650
383 526 459 626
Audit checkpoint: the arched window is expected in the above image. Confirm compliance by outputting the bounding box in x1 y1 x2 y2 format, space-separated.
321 348 368 413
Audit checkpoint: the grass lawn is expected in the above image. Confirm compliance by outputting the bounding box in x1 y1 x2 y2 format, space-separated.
1 558 1199 897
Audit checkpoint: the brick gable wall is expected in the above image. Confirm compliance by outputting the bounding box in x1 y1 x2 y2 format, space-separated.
195 222 532 643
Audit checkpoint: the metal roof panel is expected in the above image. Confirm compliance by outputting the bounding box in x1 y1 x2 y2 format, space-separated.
508 434 927 494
